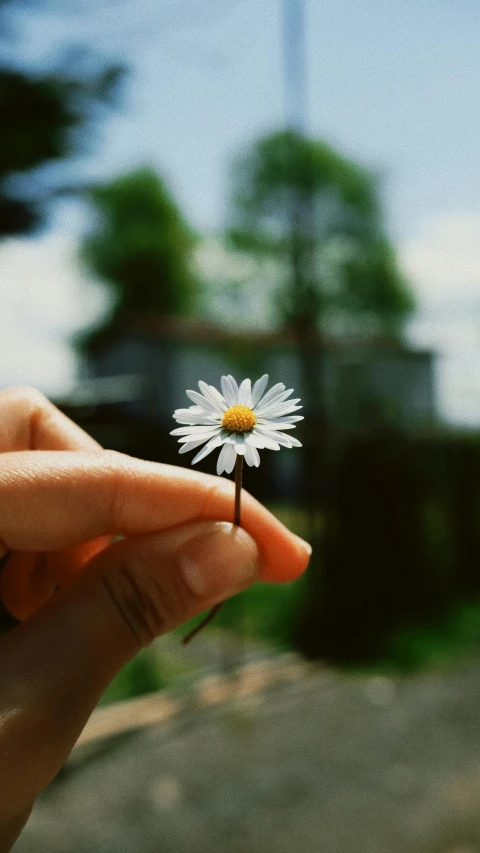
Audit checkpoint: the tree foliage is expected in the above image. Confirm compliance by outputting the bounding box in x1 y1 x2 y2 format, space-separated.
81 168 198 321
229 130 414 338
0 0 122 237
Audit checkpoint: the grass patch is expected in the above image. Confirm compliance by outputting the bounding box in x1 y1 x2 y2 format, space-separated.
381 600 480 672
99 645 194 706
212 575 307 647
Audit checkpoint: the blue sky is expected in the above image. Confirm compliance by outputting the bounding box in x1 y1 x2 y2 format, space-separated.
1 0 480 422
13 0 479 237
35 0 480 238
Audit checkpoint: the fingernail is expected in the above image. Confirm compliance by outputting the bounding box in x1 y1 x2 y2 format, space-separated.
179 522 260 599
294 534 312 558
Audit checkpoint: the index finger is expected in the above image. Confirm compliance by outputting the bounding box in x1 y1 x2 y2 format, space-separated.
0 386 102 452
0 451 311 582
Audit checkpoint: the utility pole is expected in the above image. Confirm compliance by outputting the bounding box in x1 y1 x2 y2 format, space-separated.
281 0 318 342
282 0 309 133
282 1 325 636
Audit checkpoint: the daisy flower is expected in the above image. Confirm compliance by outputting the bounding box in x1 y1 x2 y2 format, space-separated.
172 374 304 644
171 374 303 475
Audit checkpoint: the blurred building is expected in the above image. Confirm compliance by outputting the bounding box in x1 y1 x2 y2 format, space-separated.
72 315 435 432
55 317 435 502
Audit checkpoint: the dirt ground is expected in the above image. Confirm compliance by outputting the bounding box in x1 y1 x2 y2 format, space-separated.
13 659 480 853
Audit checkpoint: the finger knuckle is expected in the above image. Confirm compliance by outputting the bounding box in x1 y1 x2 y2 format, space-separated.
0 386 48 407
100 450 137 529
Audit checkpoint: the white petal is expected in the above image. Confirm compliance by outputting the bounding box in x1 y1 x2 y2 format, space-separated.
252 431 280 450
246 432 280 450
245 433 267 448
185 389 219 412
173 405 203 416
257 421 297 430
224 444 237 473
257 396 301 414
234 435 246 455
255 426 295 447
226 375 240 404
286 435 302 448
174 413 220 425
249 427 280 450
255 388 294 415
179 436 214 453
171 426 196 436
216 442 229 474
237 378 252 406
173 406 203 420
217 441 236 475
251 374 269 407
263 415 304 424
253 382 285 410
173 406 219 425
220 375 236 406
178 429 220 443
251 446 261 466
267 394 300 406
257 401 302 418
171 424 222 436
198 381 227 412
191 435 225 465
244 442 257 467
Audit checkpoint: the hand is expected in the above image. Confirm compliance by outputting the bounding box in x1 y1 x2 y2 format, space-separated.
0 387 311 849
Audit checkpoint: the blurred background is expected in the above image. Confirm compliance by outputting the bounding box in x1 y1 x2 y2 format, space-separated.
3 0 480 850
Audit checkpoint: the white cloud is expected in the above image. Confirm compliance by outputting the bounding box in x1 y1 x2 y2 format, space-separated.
0 233 111 397
401 213 480 426
400 212 480 307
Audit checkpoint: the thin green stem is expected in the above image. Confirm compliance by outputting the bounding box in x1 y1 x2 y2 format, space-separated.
182 454 243 645
181 601 223 644
234 454 243 527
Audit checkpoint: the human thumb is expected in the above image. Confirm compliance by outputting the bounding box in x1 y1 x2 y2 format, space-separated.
0 522 260 818
81 519 260 651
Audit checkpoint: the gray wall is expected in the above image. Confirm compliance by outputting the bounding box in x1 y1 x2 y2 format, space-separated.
92 336 436 429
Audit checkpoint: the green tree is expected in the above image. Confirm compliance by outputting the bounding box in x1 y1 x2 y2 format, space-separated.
81 167 198 325
0 1 122 237
229 129 414 338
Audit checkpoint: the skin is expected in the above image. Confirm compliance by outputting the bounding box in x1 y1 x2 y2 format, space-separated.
0 387 311 851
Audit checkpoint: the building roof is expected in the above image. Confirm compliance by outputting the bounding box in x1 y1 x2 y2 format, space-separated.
87 312 432 357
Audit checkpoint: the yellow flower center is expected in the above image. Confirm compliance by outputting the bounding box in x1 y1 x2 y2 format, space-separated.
221 404 256 433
